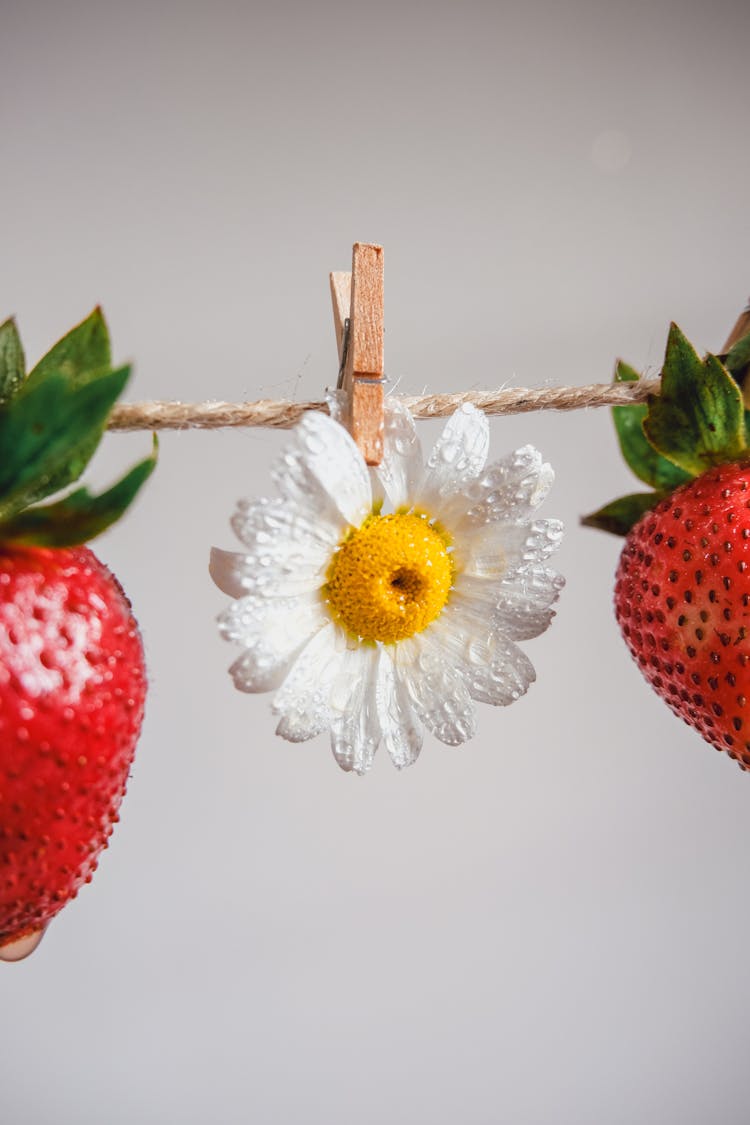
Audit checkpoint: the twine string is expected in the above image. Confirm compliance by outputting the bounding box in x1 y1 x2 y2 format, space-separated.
107 378 662 431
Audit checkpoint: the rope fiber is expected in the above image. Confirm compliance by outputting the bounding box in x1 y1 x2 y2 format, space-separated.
107 378 663 431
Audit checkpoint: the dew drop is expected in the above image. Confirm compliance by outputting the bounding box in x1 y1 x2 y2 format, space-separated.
0 925 47 963
440 441 460 465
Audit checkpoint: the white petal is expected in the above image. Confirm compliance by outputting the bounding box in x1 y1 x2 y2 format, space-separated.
372 398 423 511
463 446 555 525
210 498 334 599
415 404 489 512
273 413 372 530
428 605 536 706
464 635 536 706
494 564 565 639
210 546 326 600
454 518 564 579
231 497 339 553
396 633 476 746
329 646 381 774
219 592 328 692
210 548 248 598
273 624 346 742
376 648 423 769
453 566 564 641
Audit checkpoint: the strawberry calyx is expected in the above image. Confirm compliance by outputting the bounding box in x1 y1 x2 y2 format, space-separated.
583 322 750 536
0 310 156 548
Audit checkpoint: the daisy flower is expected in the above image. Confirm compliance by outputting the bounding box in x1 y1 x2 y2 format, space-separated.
210 400 563 774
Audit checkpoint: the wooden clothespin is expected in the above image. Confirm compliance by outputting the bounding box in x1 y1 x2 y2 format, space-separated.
330 242 385 466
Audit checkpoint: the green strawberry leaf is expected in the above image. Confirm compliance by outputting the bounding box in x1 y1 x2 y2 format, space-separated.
581 491 668 536
612 360 692 491
19 309 123 500
0 310 156 549
24 307 111 392
643 323 746 476
0 437 158 547
0 365 131 521
0 318 25 404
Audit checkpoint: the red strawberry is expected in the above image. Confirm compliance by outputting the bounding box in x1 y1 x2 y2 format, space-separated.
0 546 146 956
0 311 155 960
614 463 750 768
585 319 750 771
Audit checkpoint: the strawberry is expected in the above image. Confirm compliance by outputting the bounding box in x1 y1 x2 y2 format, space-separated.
0 546 146 956
0 311 155 960
585 320 750 771
614 463 750 766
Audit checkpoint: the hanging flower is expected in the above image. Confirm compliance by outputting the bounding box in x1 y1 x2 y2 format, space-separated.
210 401 563 774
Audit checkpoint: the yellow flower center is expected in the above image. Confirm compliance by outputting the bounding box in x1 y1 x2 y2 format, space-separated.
325 512 453 644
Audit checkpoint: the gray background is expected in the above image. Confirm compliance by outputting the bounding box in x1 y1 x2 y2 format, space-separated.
2 1 750 1122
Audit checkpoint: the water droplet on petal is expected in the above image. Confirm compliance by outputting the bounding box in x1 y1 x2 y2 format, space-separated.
0 925 47 962
440 441 460 465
